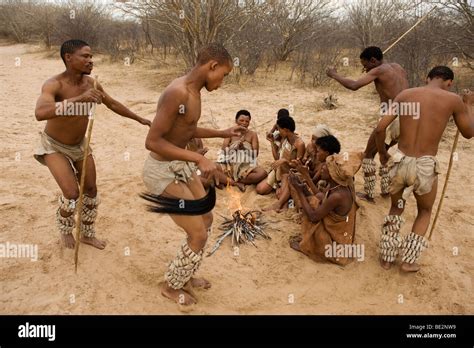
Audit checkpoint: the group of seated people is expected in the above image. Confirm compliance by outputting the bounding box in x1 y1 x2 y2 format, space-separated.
188 108 364 266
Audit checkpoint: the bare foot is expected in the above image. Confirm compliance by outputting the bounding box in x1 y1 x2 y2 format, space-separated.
61 234 75 249
400 262 420 273
161 282 197 306
289 235 303 253
189 277 212 289
183 282 197 299
263 202 282 212
235 182 246 192
356 192 376 204
380 258 393 270
80 236 107 250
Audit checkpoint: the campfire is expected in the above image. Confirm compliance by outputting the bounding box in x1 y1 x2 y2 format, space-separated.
207 210 269 256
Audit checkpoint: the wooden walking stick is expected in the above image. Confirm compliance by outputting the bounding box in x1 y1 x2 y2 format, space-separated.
428 130 460 241
74 76 99 273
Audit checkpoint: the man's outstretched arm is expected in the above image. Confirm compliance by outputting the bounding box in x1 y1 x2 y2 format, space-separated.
326 67 378 91
97 81 151 126
194 126 246 139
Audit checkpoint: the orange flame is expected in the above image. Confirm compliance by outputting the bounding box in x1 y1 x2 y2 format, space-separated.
226 177 243 212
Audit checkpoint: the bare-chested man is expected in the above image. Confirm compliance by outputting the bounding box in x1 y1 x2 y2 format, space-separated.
34 39 150 250
327 46 409 203
215 109 267 192
142 43 245 306
375 66 474 272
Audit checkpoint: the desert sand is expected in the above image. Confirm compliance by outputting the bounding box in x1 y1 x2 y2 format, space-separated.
0 43 472 314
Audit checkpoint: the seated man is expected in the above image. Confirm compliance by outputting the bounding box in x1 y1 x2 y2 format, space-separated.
257 116 305 198
215 109 267 191
288 152 364 266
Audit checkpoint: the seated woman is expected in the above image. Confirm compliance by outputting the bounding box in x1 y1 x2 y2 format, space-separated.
288 152 363 266
302 124 333 176
265 108 290 149
269 134 340 212
215 109 267 192
257 116 305 201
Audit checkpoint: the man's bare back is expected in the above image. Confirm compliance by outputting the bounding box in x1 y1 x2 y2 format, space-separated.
396 86 469 157
372 62 409 102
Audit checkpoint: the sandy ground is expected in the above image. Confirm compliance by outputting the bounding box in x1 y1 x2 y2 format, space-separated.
0 43 472 315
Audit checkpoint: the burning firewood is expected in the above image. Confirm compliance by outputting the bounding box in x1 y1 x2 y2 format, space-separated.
207 210 269 256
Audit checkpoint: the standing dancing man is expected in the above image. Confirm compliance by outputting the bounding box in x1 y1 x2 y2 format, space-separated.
142 43 245 305
34 39 150 250
376 66 473 272
327 46 408 202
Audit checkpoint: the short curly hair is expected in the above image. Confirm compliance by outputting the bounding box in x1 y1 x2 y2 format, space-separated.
196 43 232 66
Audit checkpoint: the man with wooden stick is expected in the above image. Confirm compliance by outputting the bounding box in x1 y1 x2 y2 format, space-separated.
141 43 245 306
34 39 151 250
327 46 409 203
375 66 474 272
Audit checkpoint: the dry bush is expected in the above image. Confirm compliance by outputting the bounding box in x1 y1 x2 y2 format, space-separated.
345 0 409 50
121 0 243 69
0 0 471 87
0 0 37 43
